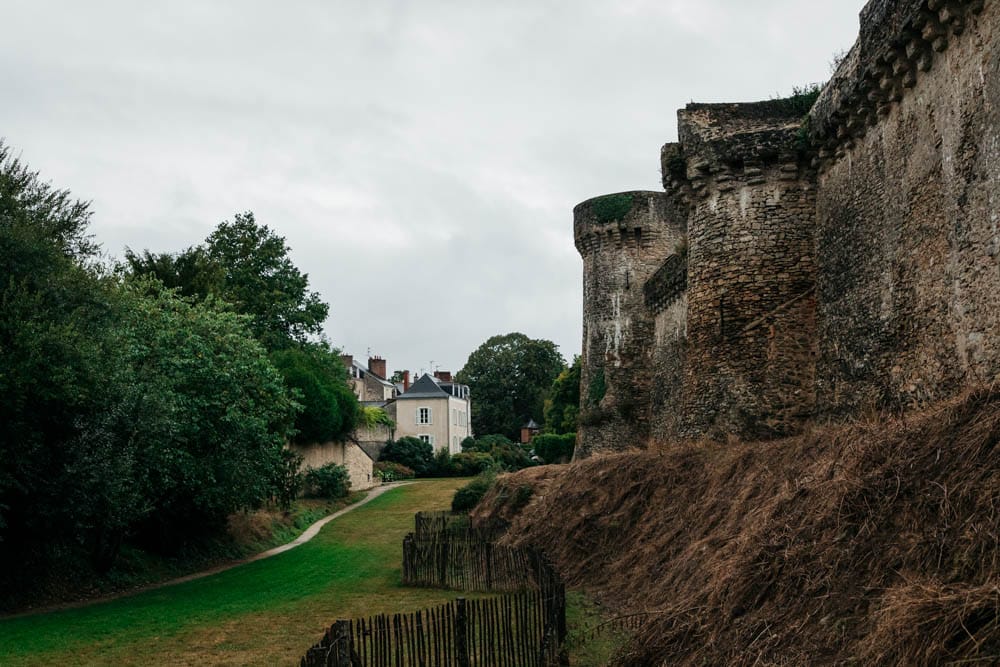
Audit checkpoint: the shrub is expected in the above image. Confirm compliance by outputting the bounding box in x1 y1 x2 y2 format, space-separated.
451 471 497 513
462 433 514 454
459 434 532 471
374 461 415 482
380 436 434 476
450 452 496 476
302 463 351 499
533 433 576 464
429 448 455 477
490 443 533 470
273 449 305 508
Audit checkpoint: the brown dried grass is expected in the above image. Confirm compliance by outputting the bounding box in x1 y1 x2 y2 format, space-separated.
473 386 1000 665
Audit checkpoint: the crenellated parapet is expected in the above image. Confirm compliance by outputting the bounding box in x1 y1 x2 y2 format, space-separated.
573 191 675 256
809 0 985 165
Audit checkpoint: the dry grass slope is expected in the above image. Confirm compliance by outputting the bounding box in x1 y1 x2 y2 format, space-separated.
474 386 1000 665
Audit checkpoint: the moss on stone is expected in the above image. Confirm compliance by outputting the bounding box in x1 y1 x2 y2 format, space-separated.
589 194 634 224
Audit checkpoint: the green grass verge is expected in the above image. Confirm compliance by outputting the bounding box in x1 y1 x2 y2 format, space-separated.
0 479 468 666
564 591 633 665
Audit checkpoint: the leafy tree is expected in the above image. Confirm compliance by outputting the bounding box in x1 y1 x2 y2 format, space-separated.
543 356 581 434
0 141 116 570
106 281 300 553
122 245 224 300
125 212 328 351
380 437 434 476
206 212 328 350
0 143 307 583
270 342 360 445
456 333 566 439
0 140 96 261
532 433 576 464
450 452 496 476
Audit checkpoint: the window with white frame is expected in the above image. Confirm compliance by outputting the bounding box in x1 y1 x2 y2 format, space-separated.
453 435 458 450
452 408 457 425
419 434 434 445
417 407 432 425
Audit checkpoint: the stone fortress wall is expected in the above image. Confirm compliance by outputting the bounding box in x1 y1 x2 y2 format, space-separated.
575 0 998 457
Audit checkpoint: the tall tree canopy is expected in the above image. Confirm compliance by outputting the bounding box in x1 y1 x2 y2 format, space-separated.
123 245 224 300
125 211 328 351
0 141 304 585
206 212 328 350
543 355 581 435
456 333 566 439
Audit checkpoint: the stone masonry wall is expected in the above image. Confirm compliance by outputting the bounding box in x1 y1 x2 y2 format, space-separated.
571 0 1000 453
671 103 818 439
811 0 1000 415
574 191 685 456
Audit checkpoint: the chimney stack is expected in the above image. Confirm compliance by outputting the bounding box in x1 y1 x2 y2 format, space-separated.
434 370 453 382
368 356 387 379
403 370 411 392
340 354 353 370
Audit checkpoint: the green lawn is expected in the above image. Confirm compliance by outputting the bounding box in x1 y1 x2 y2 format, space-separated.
0 479 469 666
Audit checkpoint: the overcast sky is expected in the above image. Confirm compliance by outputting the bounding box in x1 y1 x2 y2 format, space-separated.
3 0 867 376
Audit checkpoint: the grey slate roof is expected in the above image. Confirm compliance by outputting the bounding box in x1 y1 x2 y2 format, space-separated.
396 373 449 399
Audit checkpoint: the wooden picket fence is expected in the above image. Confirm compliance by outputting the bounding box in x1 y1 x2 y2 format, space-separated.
402 534 538 591
301 589 567 667
412 511 506 541
301 512 568 666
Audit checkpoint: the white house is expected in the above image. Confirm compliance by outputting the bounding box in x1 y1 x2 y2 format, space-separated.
387 372 472 455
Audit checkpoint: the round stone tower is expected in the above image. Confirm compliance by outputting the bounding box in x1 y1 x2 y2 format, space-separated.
573 191 682 457
673 102 818 439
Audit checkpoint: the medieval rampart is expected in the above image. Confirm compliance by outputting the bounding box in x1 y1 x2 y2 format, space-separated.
573 0 998 456
574 191 684 455
810 0 998 415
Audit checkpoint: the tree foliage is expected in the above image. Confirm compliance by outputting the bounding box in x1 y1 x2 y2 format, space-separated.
206 212 328 350
0 142 311 585
532 433 576 464
123 245 224 300
458 434 533 472
270 342 360 445
302 463 351 499
456 333 566 440
124 211 329 352
543 356 581 435
380 437 435 477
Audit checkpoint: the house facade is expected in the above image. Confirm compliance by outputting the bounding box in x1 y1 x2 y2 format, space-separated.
341 354 396 402
388 372 472 455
